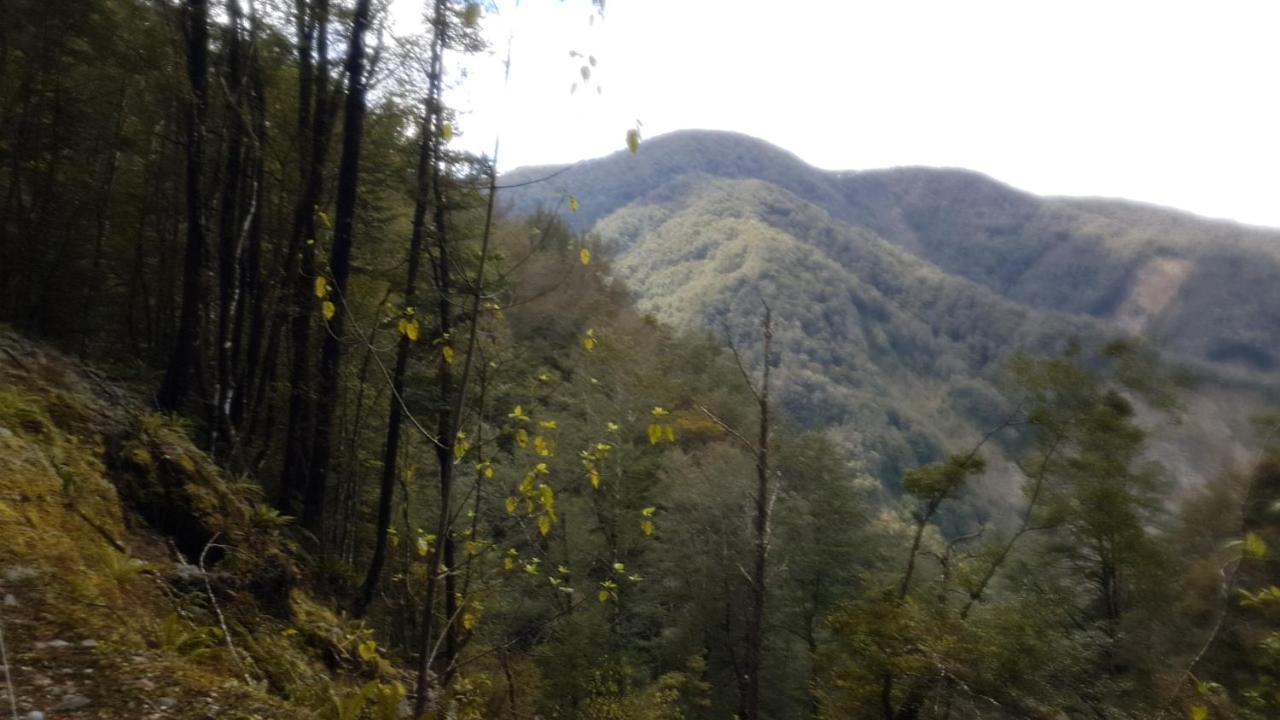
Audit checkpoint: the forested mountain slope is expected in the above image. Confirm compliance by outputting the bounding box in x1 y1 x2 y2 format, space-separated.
502 130 1280 484
503 129 1280 376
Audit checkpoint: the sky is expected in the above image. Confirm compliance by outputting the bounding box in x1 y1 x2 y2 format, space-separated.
392 0 1280 228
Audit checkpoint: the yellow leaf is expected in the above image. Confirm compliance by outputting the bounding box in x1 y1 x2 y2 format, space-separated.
533 435 551 457
441 123 454 142
313 276 328 298
357 639 378 662
509 405 529 422
647 424 662 445
598 590 610 603
625 128 640 154
567 195 579 213
1189 705 1208 720
579 247 591 265
640 519 654 537
503 557 514 572
606 421 619 432
641 506 656 517
321 300 336 320
403 319 419 341
558 565 570 575
317 209 332 230
1246 532 1268 559
483 464 495 479
664 424 675 442
462 612 477 631
538 420 557 430
537 514 552 536
589 467 600 490
651 406 669 417
442 346 455 364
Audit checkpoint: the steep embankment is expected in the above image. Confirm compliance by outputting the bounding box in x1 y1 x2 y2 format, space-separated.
0 333 399 720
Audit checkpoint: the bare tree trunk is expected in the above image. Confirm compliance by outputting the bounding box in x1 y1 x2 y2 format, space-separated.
307 0 373 542
743 303 773 720
279 0 335 513
157 0 210 412
355 54 437 615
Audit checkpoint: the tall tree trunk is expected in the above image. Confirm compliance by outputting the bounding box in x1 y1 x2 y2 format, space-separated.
213 0 248 449
306 0 373 542
743 304 773 720
234 12 269 437
279 0 334 513
355 78 436 615
157 0 210 412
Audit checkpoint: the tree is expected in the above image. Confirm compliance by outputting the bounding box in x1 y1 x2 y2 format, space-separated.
156 0 210 412
305 0 374 542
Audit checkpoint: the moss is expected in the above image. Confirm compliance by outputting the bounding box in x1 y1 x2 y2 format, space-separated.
0 387 55 436
0 332 338 718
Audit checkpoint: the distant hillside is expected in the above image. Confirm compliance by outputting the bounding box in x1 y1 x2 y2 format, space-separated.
503 130 1280 376
501 130 1280 485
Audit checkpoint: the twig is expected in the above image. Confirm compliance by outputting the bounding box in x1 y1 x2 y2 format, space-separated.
0 603 17 720
696 404 756 454
198 534 252 686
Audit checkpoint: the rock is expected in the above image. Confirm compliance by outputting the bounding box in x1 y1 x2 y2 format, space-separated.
78 639 97 648
1 566 37 584
136 678 155 691
40 640 71 650
3 593 16 606
53 694 91 711
158 697 177 709
25 711 44 720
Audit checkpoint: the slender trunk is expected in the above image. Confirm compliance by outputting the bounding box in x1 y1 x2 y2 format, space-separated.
743 304 773 720
214 0 248 449
280 0 333 512
355 97 433 616
307 0 373 541
234 20 268 434
157 0 210 412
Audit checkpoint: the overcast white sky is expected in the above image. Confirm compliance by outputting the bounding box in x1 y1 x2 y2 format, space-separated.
392 0 1280 227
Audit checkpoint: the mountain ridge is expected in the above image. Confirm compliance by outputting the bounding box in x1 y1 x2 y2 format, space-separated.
501 129 1280 377
497 130 1280 489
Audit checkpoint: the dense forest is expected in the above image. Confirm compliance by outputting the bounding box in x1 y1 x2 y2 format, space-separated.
1 2 1279 720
